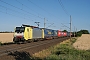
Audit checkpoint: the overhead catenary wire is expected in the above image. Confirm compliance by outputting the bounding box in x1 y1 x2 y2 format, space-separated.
61 23 70 29
46 23 54 28
0 0 73 30
0 10 31 21
27 0 53 17
0 4 33 20
0 0 54 28
58 0 76 32
15 0 44 20
0 0 44 20
27 0 61 21
27 0 64 29
16 0 56 27
58 0 69 16
0 6 35 22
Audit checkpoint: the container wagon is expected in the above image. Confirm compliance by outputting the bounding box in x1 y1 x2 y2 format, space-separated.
63 32 67 37
57 30 63 37
52 30 58 39
42 28 53 39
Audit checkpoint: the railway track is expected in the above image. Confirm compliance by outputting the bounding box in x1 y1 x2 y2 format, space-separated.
0 37 69 57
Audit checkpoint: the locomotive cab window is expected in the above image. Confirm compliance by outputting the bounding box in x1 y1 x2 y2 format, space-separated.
27 29 29 32
15 27 25 33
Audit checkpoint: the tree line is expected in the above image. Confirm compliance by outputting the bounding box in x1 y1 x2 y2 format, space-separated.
62 30 90 37
0 31 14 33
76 30 89 37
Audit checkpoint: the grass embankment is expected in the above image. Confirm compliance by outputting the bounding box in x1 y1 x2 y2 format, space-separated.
33 38 90 60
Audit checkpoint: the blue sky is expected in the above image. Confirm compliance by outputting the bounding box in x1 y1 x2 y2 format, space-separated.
0 0 90 32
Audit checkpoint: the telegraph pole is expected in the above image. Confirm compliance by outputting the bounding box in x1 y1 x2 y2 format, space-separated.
74 26 75 37
70 15 72 41
44 18 45 28
76 28 77 35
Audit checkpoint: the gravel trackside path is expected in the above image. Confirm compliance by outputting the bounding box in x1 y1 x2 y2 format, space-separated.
73 34 90 50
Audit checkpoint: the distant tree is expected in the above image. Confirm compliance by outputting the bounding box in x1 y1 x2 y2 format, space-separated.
62 30 68 32
76 31 82 37
80 30 89 34
76 30 89 37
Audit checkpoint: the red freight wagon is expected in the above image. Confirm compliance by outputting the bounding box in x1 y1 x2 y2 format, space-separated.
61 32 64 37
57 30 62 37
63 32 67 37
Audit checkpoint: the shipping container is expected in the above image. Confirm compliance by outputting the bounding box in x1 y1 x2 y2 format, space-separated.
63 32 67 37
61 32 64 37
52 30 58 36
44 28 53 39
52 30 58 38
67 32 70 37
57 30 62 37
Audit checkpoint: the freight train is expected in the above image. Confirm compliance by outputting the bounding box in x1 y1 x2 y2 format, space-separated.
13 24 71 43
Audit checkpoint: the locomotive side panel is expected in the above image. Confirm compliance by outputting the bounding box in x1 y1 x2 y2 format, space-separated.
32 28 42 39
24 27 32 40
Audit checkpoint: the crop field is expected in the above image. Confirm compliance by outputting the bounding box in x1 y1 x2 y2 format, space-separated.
0 33 14 43
73 34 90 50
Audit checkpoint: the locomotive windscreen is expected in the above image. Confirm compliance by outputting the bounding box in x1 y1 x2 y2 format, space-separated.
15 27 25 33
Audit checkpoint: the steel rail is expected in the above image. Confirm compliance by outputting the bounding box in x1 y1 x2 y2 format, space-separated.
0 37 69 57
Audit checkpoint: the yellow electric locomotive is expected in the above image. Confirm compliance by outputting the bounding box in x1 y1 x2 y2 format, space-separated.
13 24 44 43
